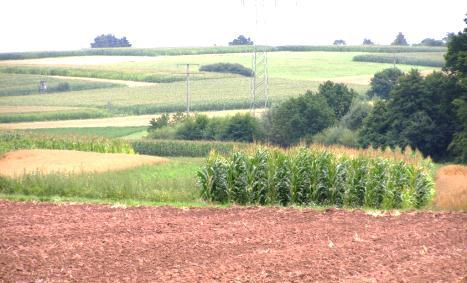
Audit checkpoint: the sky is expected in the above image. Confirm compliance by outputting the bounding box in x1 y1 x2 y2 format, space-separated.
1 0 465 52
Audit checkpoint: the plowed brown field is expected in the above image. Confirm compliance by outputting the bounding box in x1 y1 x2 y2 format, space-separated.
0 201 465 282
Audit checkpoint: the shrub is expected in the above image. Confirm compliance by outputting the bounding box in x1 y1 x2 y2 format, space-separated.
312 126 359 148
199 63 253 77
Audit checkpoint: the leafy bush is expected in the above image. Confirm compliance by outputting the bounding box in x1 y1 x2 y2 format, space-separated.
173 113 263 143
200 63 253 77
312 126 359 148
340 101 372 130
198 147 434 208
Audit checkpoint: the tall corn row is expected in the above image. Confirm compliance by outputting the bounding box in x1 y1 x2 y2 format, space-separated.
197 147 434 209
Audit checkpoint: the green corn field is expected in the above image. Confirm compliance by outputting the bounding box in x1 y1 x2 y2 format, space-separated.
0 131 134 154
197 147 434 209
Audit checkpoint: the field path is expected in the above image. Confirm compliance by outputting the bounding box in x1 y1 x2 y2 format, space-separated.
0 109 265 129
0 201 465 282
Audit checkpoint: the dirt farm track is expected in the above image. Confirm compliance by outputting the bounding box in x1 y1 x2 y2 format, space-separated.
0 201 465 282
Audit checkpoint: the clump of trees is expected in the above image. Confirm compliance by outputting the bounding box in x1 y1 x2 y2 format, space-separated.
359 70 464 161
90 34 131 48
418 38 445 46
200 63 253 77
362 39 374 45
148 113 263 143
391 32 408 46
229 35 253 46
333 39 346 46
265 81 357 146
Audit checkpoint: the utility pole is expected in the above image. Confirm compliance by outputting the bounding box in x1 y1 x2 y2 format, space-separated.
177 64 199 114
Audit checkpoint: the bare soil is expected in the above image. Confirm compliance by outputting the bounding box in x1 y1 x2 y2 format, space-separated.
0 149 168 177
0 201 465 282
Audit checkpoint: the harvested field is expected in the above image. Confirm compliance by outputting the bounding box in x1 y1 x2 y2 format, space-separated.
0 201 465 282
0 109 265 129
0 149 168 177
435 165 467 211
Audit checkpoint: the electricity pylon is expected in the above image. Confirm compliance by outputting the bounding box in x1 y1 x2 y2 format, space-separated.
250 46 269 117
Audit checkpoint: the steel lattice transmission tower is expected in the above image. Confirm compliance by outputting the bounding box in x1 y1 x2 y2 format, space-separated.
250 46 269 116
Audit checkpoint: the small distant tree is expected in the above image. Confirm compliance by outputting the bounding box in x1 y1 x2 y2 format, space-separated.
391 32 408 46
229 35 253 46
362 38 374 45
91 34 132 48
333 39 346 46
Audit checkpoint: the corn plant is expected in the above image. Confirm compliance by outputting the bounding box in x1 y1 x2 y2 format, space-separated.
250 149 270 205
312 152 335 205
292 148 313 205
332 158 350 207
274 152 291 206
228 152 249 204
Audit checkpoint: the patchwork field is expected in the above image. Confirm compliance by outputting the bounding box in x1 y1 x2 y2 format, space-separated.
0 201 465 282
0 51 442 119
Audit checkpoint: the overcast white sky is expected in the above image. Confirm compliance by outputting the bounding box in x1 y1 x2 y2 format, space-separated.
1 0 465 52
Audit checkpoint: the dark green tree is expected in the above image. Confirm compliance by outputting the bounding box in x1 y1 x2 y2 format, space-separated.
318 81 357 119
367 68 404 99
221 113 263 142
445 18 467 162
391 32 409 46
269 91 336 146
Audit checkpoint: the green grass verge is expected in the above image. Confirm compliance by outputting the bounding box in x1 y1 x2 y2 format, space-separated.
0 157 203 204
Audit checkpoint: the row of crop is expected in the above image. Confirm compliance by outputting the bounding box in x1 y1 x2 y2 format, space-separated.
112 101 256 115
131 139 251 157
0 45 446 60
197 148 434 209
0 109 111 123
0 131 134 155
0 67 187 84
352 54 444 67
